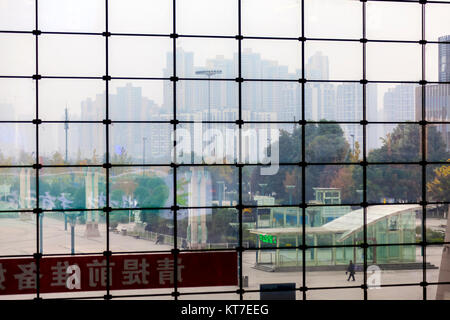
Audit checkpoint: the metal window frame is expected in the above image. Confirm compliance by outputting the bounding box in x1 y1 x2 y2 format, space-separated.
0 0 448 300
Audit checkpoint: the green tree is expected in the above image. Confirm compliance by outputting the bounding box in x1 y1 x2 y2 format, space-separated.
367 124 449 202
134 175 170 232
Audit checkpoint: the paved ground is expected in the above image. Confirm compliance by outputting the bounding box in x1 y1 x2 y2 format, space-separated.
0 217 447 300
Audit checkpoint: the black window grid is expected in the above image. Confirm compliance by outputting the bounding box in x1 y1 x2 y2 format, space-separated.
0 0 448 300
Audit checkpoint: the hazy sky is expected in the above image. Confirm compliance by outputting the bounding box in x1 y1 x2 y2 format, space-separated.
1 0 449 120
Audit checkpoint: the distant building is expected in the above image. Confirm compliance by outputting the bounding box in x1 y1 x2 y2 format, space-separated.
439 35 450 82
383 84 417 139
415 84 450 152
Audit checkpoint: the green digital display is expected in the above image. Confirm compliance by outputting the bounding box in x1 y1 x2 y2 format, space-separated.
259 234 277 244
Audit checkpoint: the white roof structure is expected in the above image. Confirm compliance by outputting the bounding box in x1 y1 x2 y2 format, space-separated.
249 204 421 242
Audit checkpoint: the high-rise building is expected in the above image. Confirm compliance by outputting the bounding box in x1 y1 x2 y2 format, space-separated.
336 83 378 152
383 84 417 138
415 84 450 152
439 35 450 82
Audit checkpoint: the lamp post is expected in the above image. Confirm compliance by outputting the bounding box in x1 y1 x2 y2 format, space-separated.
217 181 224 206
195 69 222 157
142 137 147 176
64 108 69 231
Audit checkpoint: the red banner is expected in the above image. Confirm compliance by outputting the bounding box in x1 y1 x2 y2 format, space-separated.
0 251 237 295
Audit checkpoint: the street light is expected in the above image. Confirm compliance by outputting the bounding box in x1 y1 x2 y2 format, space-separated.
217 181 225 206
195 70 222 155
142 137 147 176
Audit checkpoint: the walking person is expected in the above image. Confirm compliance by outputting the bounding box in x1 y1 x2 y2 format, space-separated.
346 260 356 281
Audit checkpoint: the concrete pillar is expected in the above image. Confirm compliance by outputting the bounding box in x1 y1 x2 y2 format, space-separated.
85 169 100 237
187 167 209 249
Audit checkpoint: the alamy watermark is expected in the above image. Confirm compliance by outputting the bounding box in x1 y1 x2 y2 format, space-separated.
173 124 280 175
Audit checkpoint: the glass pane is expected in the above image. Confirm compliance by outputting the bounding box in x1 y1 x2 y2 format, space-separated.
39 0 105 33
40 34 105 77
177 166 238 208
426 43 443 82
243 250 303 300
0 0 34 31
243 166 302 206
109 36 171 78
0 124 35 165
305 41 362 81
418 84 450 122
42 210 106 254
242 0 301 38
110 210 174 252
39 167 106 210
177 0 237 36
39 123 105 165
370 83 418 123
306 165 363 204
305 83 375 123
177 209 238 251
366 1 421 41
367 286 423 300
109 0 172 34
110 167 174 209
176 38 237 79
0 34 35 76
367 124 422 162
307 288 363 300
367 165 422 204
306 248 364 287
40 79 105 121
242 40 301 80
0 212 36 255
426 4 450 42
305 123 359 163
177 80 237 118
426 125 450 162
0 78 35 121
0 168 36 211
243 81 301 121
427 164 450 204
110 80 171 121
110 123 172 165
367 43 421 82
305 0 361 39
